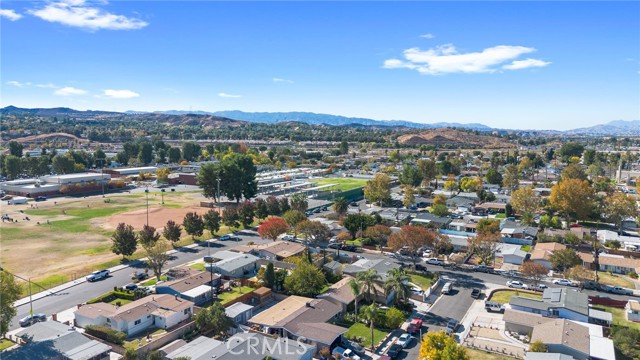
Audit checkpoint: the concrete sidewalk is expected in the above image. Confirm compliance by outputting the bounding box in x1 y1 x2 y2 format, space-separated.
13 243 201 307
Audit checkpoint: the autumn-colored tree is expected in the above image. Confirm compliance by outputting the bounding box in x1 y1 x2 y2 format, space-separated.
419 331 469 360
604 192 638 233
403 185 415 208
364 224 392 249
155 168 170 183
529 340 548 353
476 218 500 235
139 224 161 247
143 240 171 281
432 233 453 256
388 225 435 268
257 217 289 241
510 187 541 225
459 177 482 192
549 248 582 272
282 210 306 236
520 261 548 289
297 220 331 244
502 164 520 190
550 179 595 222
433 194 447 206
469 232 501 266
364 173 391 205
565 265 593 283
561 163 587 181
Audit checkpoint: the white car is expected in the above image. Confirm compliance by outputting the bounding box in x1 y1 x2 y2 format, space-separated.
397 333 413 348
553 279 575 287
426 258 443 266
86 269 109 282
282 234 295 241
507 281 529 290
422 250 433 257
342 349 361 360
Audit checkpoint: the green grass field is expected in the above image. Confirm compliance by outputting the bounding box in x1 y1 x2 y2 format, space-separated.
489 290 542 305
345 323 389 348
312 177 368 192
218 286 255 305
0 339 15 351
410 274 436 290
600 305 640 331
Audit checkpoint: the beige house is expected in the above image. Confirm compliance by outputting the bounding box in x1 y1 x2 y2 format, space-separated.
579 252 640 275
75 294 193 336
530 242 566 269
318 276 356 313
626 300 640 323
231 241 306 260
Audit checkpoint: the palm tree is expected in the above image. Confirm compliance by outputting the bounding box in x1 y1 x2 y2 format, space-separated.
349 278 362 322
359 304 378 352
356 269 381 303
332 197 348 217
385 268 411 304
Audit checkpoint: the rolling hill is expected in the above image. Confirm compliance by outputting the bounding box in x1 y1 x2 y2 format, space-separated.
397 128 515 148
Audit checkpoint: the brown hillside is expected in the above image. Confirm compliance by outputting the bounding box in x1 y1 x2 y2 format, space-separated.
136 113 245 127
13 132 88 144
397 128 515 149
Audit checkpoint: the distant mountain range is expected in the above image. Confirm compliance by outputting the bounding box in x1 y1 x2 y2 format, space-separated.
1 106 638 135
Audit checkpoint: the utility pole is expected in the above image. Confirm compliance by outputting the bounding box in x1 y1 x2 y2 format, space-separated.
216 177 221 203
145 186 149 226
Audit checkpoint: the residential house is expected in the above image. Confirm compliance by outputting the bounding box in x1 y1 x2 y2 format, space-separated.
530 242 566 269
74 294 194 336
530 319 615 360
248 295 347 351
525 354 575 360
501 219 539 240
318 276 356 313
231 241 306 261
579 252 640 275
210 253 259 278
225 302 254 325
446 196 476 210
343 258 400 305
322 260 343 276
499 245 528 265
166 333 315 360
448 220 467 232
5 321 112 360
503 309 554 334
409 213 451 229
155 270 220 305
626 300 640 322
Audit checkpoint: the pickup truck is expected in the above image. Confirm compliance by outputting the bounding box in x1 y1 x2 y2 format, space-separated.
86 269 109 282
606 286 633 295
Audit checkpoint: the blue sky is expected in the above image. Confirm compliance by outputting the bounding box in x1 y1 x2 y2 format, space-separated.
1 1 638 130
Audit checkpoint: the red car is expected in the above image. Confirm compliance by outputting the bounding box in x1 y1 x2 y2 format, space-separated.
407 319 423 334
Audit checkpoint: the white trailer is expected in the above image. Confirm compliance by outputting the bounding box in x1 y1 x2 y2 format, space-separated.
8 196 27 205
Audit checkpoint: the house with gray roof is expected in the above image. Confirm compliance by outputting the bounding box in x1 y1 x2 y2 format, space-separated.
525 354 576 360
410 213 452 229
501 219 539 239
5 321 111 360
225 302 254 324
155 270 220 305
210 252 259 278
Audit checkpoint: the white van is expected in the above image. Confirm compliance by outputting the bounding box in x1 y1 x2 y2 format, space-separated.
442 282 453 295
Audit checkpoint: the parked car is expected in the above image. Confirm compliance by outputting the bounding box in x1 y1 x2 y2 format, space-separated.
553 279 575 287
396 333 413 348
86 269 110 282
473 265 494 273
407 318 423 334
442 282 454 295
35 196 47 202
219 234 239 241
485 301 505 313
471 289 482 299
131 272 148 281
533 284 548 292
445 319 459 335
328 243 342 249
350 202 359 207
19 313 47 327
507 280 529 290
342 349 360 360
426 258 443 266
606 286 633 295
124 283 138 291
422 249 433 257
282 234 295 241
415 264 428 272
387 344 403 358
347 341 365 355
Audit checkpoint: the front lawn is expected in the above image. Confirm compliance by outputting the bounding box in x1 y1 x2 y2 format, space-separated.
520 245 531 252
344 322 389 348
599 305 640 331
464 348 514 360
490 290 542 305
0 339 15 351
218 286 255 305
140 275 168 286
346 239 363 247
598 273 635 289
410 273 435 290
190 263 206 271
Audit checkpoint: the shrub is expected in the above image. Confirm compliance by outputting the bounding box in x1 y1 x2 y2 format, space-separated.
628 271 639 279
384 307 406 329
85 325 126 345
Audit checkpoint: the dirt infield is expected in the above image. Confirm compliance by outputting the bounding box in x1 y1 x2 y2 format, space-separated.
104 205 217 230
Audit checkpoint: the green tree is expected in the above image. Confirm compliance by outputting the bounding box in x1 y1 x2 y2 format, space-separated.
182 141 201 162
419 331 469 360
431 204 449 217
138 142 153 165
196 163 222 202
264 262 276 288
385 268 411 304
612 327 640 360
502 164 520 190
357 269 381 302
582 149 596 166
549 248 582 272
282 210 307 236
332 197 349 217
476 218 500 235
143 240 171 281
359 304 379 351
384 307 406 329
237 201 256 228
279 197 290 213
255 198 269 220
8 141 23 157
183 212 204 240
604 192 638 233
343 214 377 239
417 159 436 187
162 220 182 243
485 168 503 185
266 196 281 216
111 223 138 259
403 186 415 208
203 210 221 237
222 206 240 231
167 147 181 163
364 173 391 205
339 140 349 155
528 340 548 352
559 142 584 160
290 193 308 213
283 260 325 297
0 270 21 336
349 278 362 322
510 187 540 225
3 155 21 179
219 153 258 202
122 348 138 360
561 163 587 181
139 224 161 247
400 164 422 187
195 302 232 336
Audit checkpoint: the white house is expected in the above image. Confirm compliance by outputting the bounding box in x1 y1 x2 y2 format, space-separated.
75 295 193 336
626 300 640 323
500 246 528 265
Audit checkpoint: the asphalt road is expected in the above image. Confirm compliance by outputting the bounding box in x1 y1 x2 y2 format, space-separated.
10 229 269 330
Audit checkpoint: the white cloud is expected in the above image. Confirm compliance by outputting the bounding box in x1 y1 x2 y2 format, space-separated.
420 33 435 39
503 58 551 70
103 89 140 99
218 92 242 98
0 9 23 21
273 77 293 84
6 81 31 87
384 43 549 75
54 86 87 96
29 0 148 31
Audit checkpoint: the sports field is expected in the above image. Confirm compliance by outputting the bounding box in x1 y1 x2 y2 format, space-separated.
311 177 367 192
0 190 217 292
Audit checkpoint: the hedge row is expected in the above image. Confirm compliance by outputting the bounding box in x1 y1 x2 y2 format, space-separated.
87 290 136 304
85 325 126 345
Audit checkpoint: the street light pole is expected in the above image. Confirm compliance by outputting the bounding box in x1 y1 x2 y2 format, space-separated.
161 189 165 205
216 177 221 203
